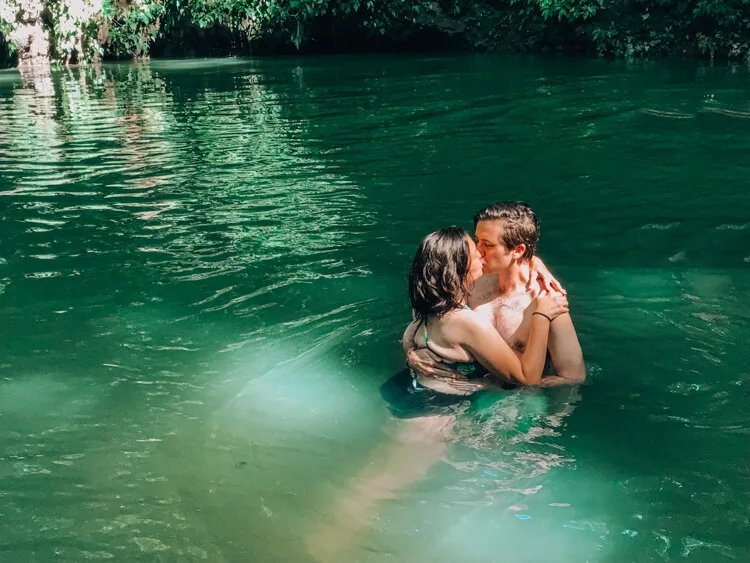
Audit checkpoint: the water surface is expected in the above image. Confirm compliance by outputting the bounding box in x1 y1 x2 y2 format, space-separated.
1 55 749 562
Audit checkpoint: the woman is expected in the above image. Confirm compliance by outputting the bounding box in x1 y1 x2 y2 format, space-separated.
404 226 568 395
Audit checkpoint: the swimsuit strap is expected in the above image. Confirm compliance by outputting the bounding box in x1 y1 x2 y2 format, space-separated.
414 318 429 346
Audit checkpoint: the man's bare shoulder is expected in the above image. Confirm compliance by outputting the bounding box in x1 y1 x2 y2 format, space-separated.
468 275 500 308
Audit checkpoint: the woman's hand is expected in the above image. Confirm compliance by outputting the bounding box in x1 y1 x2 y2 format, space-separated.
529 257 566 296
534 290 569 321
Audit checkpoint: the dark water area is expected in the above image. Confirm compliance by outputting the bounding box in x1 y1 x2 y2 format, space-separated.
0 55 748 562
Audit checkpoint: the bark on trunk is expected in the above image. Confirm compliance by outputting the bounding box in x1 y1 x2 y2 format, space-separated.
9 0 50 66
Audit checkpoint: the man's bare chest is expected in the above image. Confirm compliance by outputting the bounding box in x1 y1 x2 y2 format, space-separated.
475 294 534 352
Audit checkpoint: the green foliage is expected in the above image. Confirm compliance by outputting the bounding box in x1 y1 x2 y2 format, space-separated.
480 0 750 59
529 0 602 22
0 0 20 55
3 0 750 64
160 0 436 49
44 0 104 62
101 0 166 58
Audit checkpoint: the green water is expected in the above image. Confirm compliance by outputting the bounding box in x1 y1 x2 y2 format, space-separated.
1 56 748 562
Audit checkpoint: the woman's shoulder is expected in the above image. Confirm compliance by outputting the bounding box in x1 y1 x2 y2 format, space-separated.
445 307 493 335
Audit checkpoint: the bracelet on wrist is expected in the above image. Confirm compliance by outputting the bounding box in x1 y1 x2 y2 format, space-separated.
532 311 552 322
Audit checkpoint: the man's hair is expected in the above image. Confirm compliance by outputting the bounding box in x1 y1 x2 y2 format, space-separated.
473 201 539 262
408 226 471 322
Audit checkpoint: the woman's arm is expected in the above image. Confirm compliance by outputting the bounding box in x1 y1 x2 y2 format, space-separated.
460 292 568 385
460 315 540 385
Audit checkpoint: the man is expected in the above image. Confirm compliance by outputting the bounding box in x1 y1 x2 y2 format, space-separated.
406 201 585 386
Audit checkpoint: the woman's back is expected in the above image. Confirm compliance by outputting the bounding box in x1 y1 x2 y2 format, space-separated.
411 309 486 375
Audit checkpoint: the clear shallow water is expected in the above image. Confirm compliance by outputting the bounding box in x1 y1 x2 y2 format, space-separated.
0 56 749 562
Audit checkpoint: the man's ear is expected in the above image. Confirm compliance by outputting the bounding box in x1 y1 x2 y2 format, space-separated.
511 244 526 260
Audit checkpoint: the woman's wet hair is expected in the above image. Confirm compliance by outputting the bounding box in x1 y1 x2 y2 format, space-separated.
409 226 471 321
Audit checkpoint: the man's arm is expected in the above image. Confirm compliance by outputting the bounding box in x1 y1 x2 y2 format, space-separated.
541 313 585 387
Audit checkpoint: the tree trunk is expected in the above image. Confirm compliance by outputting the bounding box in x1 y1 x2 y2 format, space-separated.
9 0 50 66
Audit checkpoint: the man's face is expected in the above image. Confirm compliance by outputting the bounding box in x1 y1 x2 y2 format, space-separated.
466 236 486 284
475 220 514 275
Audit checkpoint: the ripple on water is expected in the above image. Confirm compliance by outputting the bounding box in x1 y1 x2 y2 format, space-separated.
133 537 170 553
640 222 680 230
80 551 115 560
681 537 734 558
187 546 208 558
667 382 705 395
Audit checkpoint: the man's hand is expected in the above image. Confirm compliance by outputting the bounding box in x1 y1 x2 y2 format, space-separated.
406 348 464 379
529 256 566 295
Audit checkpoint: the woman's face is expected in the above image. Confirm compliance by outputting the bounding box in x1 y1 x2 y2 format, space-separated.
466 236 485 287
